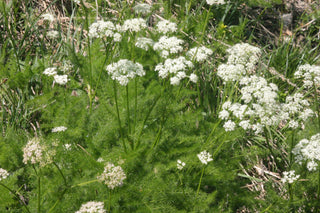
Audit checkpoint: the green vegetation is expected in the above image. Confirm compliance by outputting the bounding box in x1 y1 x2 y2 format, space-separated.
0 0 320 212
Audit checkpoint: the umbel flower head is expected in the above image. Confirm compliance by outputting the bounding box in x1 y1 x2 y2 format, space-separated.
135 37 154 51
54 74 69 85
187 46 213 63
156 19 177 34
153 36 184 58
106 59 145 86
281 170 300 184
133 3 151 14
43 67 57 76
177 160 186 170
120 18 147 33
75 201 106 213
0 168 9 181
294 64 320 88
23 138 56 167
41 13 55 22
206 0 226 5
52 126 67 133
292 133 320 171
197 150 213 165
155 56 195 85
97 162 126 189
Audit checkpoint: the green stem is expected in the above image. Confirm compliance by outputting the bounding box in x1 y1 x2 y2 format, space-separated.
318 168 320 205
313 83 320 129
288 183 294 212
113 81 127 153
178 173 186 198
135 94 161 149
126 85 131 136
64 86 67 110
204 120 222 145
53 162 67 186
84 5 93 111
196 167 205 195
264 127 280 171
151 117 164 149
289 131 295 169
71 179 99 188
133 78 137 134
0 183 31 213
37 175 41 213
108 189 111 213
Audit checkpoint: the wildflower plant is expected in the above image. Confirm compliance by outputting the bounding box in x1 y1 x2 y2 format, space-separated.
2 0 320 212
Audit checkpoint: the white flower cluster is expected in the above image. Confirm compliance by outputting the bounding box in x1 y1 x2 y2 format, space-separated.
217 64 246 82
217 43 314 133
106 59 145 86
292 133 320 171
23 138 55 167
156 20 177 34
177 160 186 170
219 92 313 133
197 150 213 165
226 43 261 73
97 162 126 189
187 46 213 63
135 37 154 51
43 67 57 76
75 201 106 213
43 67 69 85
281 170 300 184
153 36 184 58
294 64 320 88
47 30 59 39
206 0 226 5
282 93 314 128
54 75 69 85
155 56 196 85
0 168 9 181
217 43 261 82
61 60 74 73
239 76 278 105
133 3 151 14
88 20 122 42
121 18 147 33
23 138 43 165
41 13 55 22
52 126 67 132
